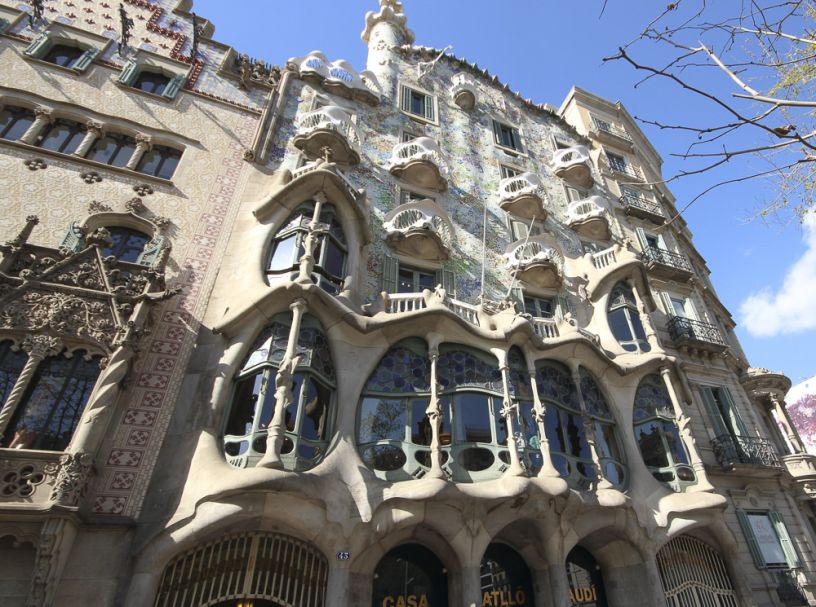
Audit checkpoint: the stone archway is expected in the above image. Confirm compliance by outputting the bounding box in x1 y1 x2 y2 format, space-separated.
371 543 448 607
656 534 737 607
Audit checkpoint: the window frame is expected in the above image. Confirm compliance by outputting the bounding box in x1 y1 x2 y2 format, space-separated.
0 106 36 142
35 117 87 155
398 82 437 124
382 255 455 296
117 55 189 101
737 509 800 570
22 25 105 74
607 282 651 353
492 118 523 154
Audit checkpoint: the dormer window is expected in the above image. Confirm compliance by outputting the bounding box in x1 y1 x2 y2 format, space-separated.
42 44 85 69
134 71 171 96
118 59 187 100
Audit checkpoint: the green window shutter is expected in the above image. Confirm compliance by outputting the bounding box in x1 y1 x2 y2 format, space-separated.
400 85 411 113
59 220 85 251
769 511 801 568
659 292 675 317
423 94 434 121
382 255 398 294
72 47 99 72
136 236 165 268
510 287 525 311
0 18 10 34
699 386 729 438
719 387 749 437
492 120 502 145
736 509 766 569
635 227 650 252
162 73 186 100
24 32 52 58
118 59 140 86
436 268 455 296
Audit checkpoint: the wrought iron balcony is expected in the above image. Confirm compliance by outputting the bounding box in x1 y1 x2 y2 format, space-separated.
668 316 727 351
590 119 633 144
292 105 362 164
498 172 547 220
552 145 593 189
388 136 448 192
566 195 610 240
620 193 665 223
710 434 782 469
642 245 693 280
775 570 809 606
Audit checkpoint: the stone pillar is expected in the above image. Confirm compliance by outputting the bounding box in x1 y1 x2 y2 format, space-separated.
460 565 482 607
0 334 62 439
528 366 562 479
298 193 326 283
426 344 445 479
770 394 805 454
628 277 659 350
20 106 52 144
126 133 152 170
73 121 103 158
325 565 351 607
27 517 78 607
258 298 307 469
568 362 612 490
660 366 715 492
493 348 524 476
361 1 415 92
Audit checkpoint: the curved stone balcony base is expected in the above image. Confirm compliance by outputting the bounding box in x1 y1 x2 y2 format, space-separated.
570 215 610 241
293 128 360 165
499 195 547 222
555 163 592 189
552 145 593 189
513 262 562 289
389 159 448 192
386 228 450 261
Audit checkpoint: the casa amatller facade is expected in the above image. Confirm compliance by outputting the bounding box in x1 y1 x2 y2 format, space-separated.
0 1 815 606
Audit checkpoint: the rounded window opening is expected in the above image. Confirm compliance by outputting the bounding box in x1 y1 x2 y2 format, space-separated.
372 544 447 607
223 313 335 471
566 546 608 607
103 227 151 263
480 543 535 607
607 282 650 353
42 44 84 68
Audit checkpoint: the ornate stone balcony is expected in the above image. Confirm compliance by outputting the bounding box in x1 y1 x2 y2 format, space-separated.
668 316 727 353
0 449 91 510
505 241 563 289
383 200 453 261
388 136 448 192
287 51 381 105
566 195 610 240
449 74 478 110
292 105 362 165
552 145 593 189
710 435 782 470
642 246 694 281
620 192 665 224
781 453 816 498
498 172 548 221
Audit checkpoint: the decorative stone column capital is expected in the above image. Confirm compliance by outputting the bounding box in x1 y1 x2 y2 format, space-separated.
21 334 62 361
50 451 93 507
85 120 104 135
135 133 152 147
289 298 307 313
33 105 53 119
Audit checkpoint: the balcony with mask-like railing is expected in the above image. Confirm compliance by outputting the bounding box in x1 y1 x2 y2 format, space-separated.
641 245 694 281
668 316 727 353
566 195 611 240
710 434 782 471
449 73 478 110
505 241 564 289
292 105 363 165
388 136 448 192
552 145 593 189
383 201 453 262
498 172 548 221
620 192 665 224
589 118 634 149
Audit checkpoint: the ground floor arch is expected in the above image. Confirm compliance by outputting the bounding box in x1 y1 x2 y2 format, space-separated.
656 534 737 607
566 545 608 607
371 543 448 607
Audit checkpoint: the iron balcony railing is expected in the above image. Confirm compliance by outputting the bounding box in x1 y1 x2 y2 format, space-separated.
620 193 664 218
775 570 809 606
710 434 782 469
667 316 726 347
643 246 693 274
592 119 633 141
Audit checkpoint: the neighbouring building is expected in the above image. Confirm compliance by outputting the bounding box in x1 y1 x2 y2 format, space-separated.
1 1 815 606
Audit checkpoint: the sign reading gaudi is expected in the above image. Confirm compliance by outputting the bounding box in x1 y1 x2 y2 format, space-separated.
566 546 608 607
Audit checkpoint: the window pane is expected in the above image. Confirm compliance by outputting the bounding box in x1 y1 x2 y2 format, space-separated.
492 398 508 445
358 398 405 442
321 237 345 278
268 235 298 271
663 421 689 465
544 408 566 453
418 270 436 291
410 91 425 115
397 267 415 292
43 44 84 68
0 342 27 405
300 378 330 440
411 399 431 445
609 308 634 342
110 140 135 167
104 227 150 262
0 108 34 141
135 71 170 95
226 373 263 436
635 421 670 468
156 152 179 180
455 393 492 443
565 412 590 460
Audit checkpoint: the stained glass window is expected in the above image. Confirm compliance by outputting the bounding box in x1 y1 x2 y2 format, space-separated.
608 282 650 353
0 341 26 408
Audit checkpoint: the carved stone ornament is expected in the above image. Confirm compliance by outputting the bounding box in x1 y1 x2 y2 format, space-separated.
81 171 103 184
24 158 47 171
87 201 112 214
49 451 93 507
21 334 62 360
133 183 154 196
124 197 144 214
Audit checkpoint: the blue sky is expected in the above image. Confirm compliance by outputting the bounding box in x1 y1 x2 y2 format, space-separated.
193 0 815 385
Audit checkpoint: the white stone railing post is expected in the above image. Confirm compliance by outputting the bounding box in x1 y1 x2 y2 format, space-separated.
494 349 524 476
527 366 562 478
258 298 307 469
0 334 62 439
660 366 715 492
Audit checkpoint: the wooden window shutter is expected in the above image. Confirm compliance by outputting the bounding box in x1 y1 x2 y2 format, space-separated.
492 120 502 145
635 227 650 252
698 386 729 439
162 73 187 100
423 94 434 121
769 511 800 568
509 287 525 311
659 292 675 317
136 236 166 268
382 255 398 294
719 387 749 437
118 59 140 85
400 85 411 113
24 32 52 58
72 47 99 72
435 268 455 296
60 220 85 251
736 509 766 568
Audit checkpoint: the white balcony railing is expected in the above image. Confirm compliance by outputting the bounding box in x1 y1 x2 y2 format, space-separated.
552 145 593 188
567 196 606 223
388 136 449 191
385 292 427 314
384 207 452 244
498 172 547 220
443 298 480 326
296 106 362 148
383 204 453 260
390 137 444 168
506 241 563 272
533 317 559 339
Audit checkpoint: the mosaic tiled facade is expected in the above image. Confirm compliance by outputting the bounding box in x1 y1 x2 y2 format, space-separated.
1 1 816 606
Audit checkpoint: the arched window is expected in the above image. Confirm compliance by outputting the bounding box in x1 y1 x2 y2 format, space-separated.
87 133 136 167
36 118 86 154
0 341 26 405
536 363 626 490
481 543 535 607
42 44 84 68
0 106 35 141
133 70 171 96
1 348 101 451
223 314 335 470
507 347 542 474
566 546 609 607
103 227 151 263
372 544 447 607
657 535 737 606
267 202 347 294
136 145 181 180
633 374 695 490
607 282 650 352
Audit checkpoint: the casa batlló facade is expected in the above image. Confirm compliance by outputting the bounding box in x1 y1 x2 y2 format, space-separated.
0 1 815 606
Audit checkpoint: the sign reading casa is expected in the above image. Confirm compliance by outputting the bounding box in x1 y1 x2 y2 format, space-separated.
380 595 430 607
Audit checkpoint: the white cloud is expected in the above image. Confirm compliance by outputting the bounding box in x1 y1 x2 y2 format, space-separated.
740 214 816 337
